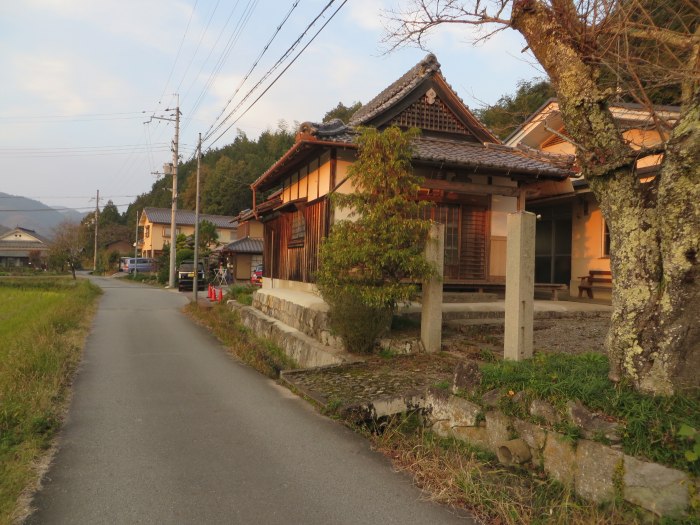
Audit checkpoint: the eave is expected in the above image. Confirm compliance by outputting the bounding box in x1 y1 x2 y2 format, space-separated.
251 137 355 192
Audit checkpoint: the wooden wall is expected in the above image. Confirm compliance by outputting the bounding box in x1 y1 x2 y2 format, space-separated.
263 199 328 283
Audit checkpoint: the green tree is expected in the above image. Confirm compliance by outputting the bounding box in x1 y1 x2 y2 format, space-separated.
197 219 219 254
475 79 556 139
99 200 124 226
387 0 700 395
317 126 435 353
322 101 363 123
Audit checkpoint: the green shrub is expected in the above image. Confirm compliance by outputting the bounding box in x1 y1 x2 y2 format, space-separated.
324 288 392 354
316 126 436 353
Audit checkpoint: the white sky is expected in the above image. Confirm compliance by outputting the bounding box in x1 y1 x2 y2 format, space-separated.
0 0 543 213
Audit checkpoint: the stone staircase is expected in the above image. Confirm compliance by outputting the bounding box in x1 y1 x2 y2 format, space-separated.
228 289 358 369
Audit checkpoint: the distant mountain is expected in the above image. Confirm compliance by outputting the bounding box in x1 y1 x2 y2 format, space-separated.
0 193 86 238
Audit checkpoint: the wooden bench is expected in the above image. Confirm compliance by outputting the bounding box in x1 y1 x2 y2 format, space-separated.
578 270 612 298
534 283 569 301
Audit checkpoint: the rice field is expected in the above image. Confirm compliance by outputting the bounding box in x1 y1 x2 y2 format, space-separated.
0 277 100 525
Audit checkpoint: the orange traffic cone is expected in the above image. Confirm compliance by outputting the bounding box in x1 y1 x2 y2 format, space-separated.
207 284 212 300
218 289 224 302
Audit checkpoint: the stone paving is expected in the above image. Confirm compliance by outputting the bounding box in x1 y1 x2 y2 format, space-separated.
282 353 459 408
282 312 610 412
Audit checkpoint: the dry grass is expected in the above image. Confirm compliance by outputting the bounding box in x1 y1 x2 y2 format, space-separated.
369 416 645 525
184 302 296 378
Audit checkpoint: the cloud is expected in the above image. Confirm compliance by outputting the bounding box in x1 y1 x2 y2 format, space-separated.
12 53 132 114
19 0 194 53
345 0 390 31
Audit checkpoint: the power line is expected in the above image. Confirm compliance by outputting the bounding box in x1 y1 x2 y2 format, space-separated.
203 0 340 145
183 0 259 130
0 203 132 212
0 195 140 200
0 143 169 151
180 0 244 112
174 0 222 96
0 110 155 121
158 0 200 104
200 0 301 142
206 0 347 149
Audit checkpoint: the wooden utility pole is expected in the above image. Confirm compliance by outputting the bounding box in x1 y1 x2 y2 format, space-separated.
134 210 139 260
193 133 202 302
168 96 180 288
93 189 100 272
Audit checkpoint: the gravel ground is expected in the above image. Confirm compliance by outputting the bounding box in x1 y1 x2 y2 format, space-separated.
284 312 612 413
440 313 611 358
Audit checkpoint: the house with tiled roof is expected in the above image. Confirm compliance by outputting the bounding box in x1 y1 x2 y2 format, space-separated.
216 209 263 283
506 99 679 298
138 207 238 258
251 54 573 291
0 226 49 268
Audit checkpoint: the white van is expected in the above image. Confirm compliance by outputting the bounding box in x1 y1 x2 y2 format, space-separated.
121 257 156 273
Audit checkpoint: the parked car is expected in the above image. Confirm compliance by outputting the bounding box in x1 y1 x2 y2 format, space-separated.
251 264 263 286
123 257 156 274
178 260 206 291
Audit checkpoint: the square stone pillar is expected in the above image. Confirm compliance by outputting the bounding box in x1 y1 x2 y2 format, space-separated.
421 223 444 353
504 211 535 361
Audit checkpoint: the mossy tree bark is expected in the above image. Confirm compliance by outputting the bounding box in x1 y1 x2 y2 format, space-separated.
511 0 700 394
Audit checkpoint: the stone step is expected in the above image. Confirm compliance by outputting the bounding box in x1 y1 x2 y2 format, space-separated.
228 300 358 369
252 290 343 349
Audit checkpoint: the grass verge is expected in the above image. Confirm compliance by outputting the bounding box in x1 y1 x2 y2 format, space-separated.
184 302 296 378
125 272 160 286
369 414 647 525
0 277 100 525
472 352 700 475
226 285 257 306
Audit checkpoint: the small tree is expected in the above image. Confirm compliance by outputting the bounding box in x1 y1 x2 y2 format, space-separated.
317 126 436 353
197 219 219 256
49 221 85 279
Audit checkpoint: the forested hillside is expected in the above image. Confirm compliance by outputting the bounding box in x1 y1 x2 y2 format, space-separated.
123 125 295 230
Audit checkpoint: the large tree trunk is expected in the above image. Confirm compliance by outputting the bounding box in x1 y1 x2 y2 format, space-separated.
512 1 700 394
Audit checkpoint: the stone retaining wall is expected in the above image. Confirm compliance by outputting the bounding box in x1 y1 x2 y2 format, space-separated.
425 389 697 519
228 300 352 369
252 291 343 349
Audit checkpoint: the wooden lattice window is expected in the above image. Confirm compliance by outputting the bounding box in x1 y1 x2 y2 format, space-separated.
422 204 460 274
289 210 305 247
390 94 471 136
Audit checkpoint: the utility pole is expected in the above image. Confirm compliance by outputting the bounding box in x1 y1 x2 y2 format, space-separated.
168 96 180 288
193 133 202 303
134 210 139 260
145 97 180 288
93 189 100 272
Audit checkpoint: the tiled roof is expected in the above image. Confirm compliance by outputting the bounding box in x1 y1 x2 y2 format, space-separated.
349 54 442 126
412 137 572 177
0 239 49 254
0 227 50 244
222 237 263 254
297 120 357 143
142 207 238 229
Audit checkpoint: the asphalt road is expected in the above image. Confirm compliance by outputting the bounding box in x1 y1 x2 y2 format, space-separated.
27 277 473 524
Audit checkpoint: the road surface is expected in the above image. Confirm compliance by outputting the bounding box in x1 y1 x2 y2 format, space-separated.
28 276 473 524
